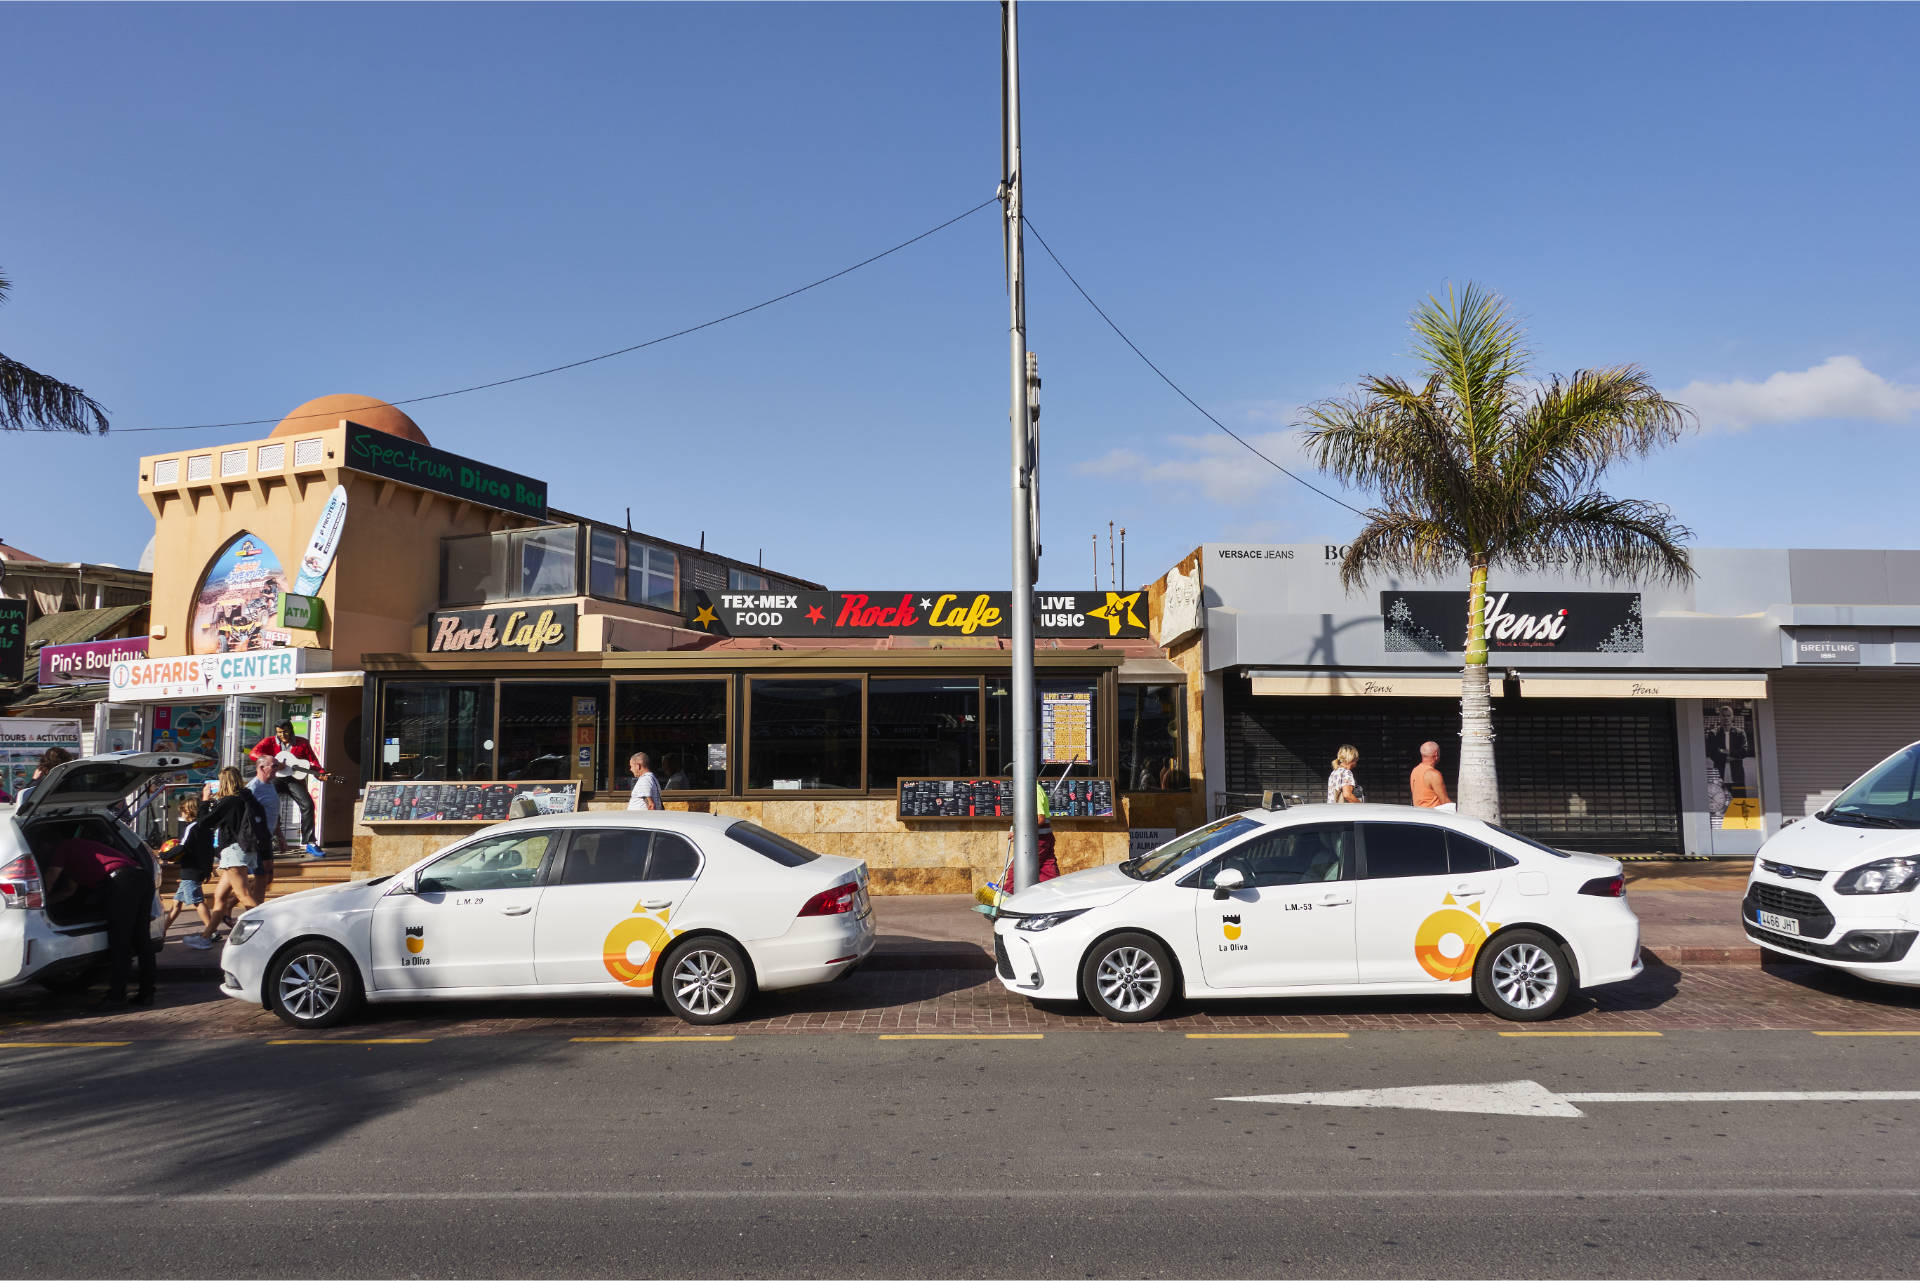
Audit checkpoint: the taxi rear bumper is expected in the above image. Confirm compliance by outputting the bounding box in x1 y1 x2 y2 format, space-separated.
749 911 876 992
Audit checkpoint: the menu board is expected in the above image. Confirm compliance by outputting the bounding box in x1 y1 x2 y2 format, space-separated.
1040 691 1092 766
360 780 580 822
897 777 1117 821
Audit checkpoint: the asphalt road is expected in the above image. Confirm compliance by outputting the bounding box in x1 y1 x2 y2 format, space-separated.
2 1030 1918 1277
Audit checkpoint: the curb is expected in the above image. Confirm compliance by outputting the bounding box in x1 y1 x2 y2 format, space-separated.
867 950 996 972
1642 945 1764 967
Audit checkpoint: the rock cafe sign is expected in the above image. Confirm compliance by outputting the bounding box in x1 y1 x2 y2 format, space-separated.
690 589 1150 640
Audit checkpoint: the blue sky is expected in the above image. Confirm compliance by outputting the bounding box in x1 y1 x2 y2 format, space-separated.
5 2 1920 589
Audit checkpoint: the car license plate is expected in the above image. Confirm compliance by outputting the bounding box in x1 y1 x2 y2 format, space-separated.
1757 910 1801 936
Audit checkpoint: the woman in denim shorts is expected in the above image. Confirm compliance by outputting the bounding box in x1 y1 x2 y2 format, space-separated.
198 768 261 943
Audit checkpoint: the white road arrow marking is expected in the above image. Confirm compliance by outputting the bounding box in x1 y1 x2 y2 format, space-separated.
1218 1080 1920 1118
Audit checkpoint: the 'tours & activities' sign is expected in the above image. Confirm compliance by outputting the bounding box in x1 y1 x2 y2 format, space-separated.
688 589 1150 640
342 423 548 520
1382 591 1645 654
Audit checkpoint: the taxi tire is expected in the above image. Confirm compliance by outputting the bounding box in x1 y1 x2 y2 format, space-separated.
265 939 363 1030
1474 928 1571 1022
657 936 752 1025
1081 932 1176 1023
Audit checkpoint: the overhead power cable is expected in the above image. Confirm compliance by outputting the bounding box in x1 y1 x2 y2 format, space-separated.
116 196 1002 435
1020 215 1366 518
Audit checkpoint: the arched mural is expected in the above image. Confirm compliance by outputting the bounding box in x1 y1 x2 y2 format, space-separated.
191 532 289 654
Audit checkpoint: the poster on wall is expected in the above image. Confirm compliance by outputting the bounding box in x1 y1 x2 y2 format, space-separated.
0 719 83 799
149 703 225 785
292 485 349 596
191 533 289 655
1040 691 1092 766
1703 699 1763 830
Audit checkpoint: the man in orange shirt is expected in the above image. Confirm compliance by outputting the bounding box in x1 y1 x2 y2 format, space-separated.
1410 741 1452 808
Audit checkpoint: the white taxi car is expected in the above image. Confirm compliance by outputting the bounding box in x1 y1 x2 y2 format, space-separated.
220 810 873 1028
993 803 1642 1022
1743 740 1920 981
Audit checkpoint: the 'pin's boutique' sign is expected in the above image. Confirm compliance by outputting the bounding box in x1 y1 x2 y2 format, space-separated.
428 605 577 655
1382 590 1644 654
688 590 1150 640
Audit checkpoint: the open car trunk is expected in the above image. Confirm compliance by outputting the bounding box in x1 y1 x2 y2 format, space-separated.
22 813 155 930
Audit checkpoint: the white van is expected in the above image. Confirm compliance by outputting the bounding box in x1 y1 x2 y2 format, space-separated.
0 751 209 993
1744 740 1920 982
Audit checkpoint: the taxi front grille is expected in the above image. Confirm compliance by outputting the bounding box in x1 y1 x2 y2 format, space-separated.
994 934 1015 980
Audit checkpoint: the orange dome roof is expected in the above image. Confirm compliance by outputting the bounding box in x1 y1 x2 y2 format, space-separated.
270 394 428 445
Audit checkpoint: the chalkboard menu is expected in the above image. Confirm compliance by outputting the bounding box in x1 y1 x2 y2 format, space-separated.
896 777 1116 821
360 780 580 822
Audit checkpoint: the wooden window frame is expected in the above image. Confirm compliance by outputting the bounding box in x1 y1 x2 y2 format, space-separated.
610 674 735 795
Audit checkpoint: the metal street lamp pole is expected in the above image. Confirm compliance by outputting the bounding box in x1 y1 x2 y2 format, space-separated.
1002 0 1037 892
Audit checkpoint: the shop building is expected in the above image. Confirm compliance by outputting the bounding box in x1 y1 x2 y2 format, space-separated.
1169 542 1920 857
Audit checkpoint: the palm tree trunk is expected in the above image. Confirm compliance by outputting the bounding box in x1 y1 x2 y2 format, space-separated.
1457 562 1501 822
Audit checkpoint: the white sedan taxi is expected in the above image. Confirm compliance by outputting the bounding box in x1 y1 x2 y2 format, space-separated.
220 810 873 1028
993 803 1642 1022
1743 740 1920 982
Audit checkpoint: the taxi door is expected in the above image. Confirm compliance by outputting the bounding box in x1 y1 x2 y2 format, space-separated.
533 828 705 988
369 827 557 991
1354 822 1508 984
1190 822 1358 988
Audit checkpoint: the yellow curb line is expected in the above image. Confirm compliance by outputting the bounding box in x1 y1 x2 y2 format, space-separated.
570 1036 737 1043
1812 1031 1920 1037
1498 1030 1664 1038
0 1041 130 1049
267 1038 434 1045
1186 1032 1350 1040
878 1034 1044 1041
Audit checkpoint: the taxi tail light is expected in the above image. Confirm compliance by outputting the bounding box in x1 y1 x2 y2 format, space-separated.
0 854 45 910
1579 874 1625 898
798 880 860 917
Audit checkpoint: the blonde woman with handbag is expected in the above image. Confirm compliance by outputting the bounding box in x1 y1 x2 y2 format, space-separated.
1327 745 1361 804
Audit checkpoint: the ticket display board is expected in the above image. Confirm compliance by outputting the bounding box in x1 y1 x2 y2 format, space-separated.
897 777 1117 821
360 780 579 822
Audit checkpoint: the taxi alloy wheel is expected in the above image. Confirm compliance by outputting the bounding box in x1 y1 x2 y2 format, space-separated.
1082 932 1175 1023
1474 928 1571 1022
268 939 363 1029
660 937 751 1025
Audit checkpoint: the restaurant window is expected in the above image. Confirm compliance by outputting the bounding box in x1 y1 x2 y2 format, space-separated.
379 682 494 781
498 681 608 788
613 680 728 793
868 677 981 789
986 677 1101 779
515 527 578 599
747 678 862 791
440 533 507 606
588 528 622 598
1118 683 1186 791
628 539 678 610
728 568 771 591
441 527 581 605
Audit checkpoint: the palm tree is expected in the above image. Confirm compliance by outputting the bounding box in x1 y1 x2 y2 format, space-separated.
1299 285 1694 822
0 268 109 434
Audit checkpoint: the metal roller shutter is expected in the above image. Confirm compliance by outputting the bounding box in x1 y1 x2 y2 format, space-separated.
1772 672 1920 820
1223 683 1681 855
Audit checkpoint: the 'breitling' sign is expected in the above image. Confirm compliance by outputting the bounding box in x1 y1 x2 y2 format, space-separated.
688 590 1150 640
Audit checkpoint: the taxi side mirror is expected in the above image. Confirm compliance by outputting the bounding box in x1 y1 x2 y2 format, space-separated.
1211 866 1246 900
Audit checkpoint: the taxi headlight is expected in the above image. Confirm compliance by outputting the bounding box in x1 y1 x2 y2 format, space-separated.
1015 909 1088 932
1835 858 1920 896
230 918 264 945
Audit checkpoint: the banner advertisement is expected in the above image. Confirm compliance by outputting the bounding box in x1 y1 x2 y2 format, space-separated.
110 646 308 702
1704 698 1764 831
0 719 83 798
37 636 150 687
191 533 289 654
688 589 1150 640
1381 591 1645 654
292 484 349 596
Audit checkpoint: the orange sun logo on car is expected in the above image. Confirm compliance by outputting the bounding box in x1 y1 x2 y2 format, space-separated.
1413 894 1497 981
602 902 685 987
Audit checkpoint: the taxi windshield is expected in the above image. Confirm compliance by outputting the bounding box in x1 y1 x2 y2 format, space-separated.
1825 744 1920 829
1124 816 1261 881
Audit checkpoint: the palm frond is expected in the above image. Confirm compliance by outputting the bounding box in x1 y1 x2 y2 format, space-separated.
1407 283 1528 457
0 354 110 434
1503 367 1694 499
1500 493 1694 585
1333 511 1463 592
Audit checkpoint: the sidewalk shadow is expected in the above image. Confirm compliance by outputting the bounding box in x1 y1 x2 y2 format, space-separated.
1751 954 1920 1010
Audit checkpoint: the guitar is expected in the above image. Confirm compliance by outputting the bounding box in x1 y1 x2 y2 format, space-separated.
272 749 331 784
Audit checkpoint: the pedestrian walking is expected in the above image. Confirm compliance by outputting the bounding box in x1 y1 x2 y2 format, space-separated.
246 757 283 901
627 753 662 810
42 834 155 1007
162 797 218 942
1327 745 1361 804
248 719 330 857
1410 741 1453 809
196 766 262 944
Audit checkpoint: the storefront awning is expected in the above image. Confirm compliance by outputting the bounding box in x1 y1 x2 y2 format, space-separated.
1248 670 1770 699
1117 656 1185 683
1516 675 1768 699
1249 672 1497 698
295 670 364 690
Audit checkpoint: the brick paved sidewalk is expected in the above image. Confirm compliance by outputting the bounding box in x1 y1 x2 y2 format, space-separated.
7 949 1920 1042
